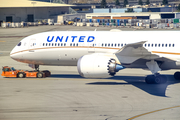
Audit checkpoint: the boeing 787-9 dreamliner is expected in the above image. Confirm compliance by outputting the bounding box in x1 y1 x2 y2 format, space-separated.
10 30 180 84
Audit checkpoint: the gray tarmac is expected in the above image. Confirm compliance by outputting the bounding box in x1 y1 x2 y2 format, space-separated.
0 25 180 120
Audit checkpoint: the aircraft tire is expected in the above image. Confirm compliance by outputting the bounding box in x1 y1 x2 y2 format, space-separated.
37 72 43 78
146 75 167 84
154 76 163 84
145 75 155 84
174 72 180 80
161 76 167 84
18 72 25 78
154 75 167 84
42 70 51 77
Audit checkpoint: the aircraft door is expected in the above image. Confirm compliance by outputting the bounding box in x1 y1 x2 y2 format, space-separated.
29 38 36 50
28 38 36 52
88 36 96 53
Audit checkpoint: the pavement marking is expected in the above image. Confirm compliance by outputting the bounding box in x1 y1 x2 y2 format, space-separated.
127 105 180 120
0 41 5 42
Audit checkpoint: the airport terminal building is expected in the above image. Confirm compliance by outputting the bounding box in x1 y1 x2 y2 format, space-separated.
86 12 180 19
0 0 73 23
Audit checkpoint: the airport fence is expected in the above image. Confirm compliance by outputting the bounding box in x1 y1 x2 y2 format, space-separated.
1 22 39 28
72 18 180 29
1 18 180 29
1 19 56 28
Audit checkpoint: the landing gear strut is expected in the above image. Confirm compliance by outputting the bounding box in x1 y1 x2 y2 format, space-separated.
35 64 39 71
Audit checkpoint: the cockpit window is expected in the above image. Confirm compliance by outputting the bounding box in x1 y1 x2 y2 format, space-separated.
17 42 21 46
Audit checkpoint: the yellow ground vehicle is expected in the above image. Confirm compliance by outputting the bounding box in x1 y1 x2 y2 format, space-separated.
1 66 51 78
68 21 74 25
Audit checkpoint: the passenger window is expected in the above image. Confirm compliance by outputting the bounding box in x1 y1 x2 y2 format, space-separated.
148 44 150 47
58 43 60 46
55 43 56 46
162 44 164 47
158 44 160 47
76 43 78 46
111 44 113 47
169 44 171 47
49 43 51 46
70 43 72 46
102 44 104 47
144 44 146 47
108 44 110 47
43 43 44 46
115 44 116 47
61 43 63 46
64 43 66 46
155 44 157 47
52 43 54 46
173 44 175 47
152 44 153 47
165 44 167 47
105 44 107 47
46 43 48 46
118 44 120 47
73 43 75 46
121 44 123 47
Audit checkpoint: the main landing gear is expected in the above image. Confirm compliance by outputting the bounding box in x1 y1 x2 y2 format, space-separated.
144 60 180 84
145 60 167 84
145 71 180 84
34 64 51 77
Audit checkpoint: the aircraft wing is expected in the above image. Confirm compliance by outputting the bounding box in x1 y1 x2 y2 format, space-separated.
115 41 176 64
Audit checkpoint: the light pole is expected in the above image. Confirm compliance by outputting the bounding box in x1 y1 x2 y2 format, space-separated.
31 2 36 22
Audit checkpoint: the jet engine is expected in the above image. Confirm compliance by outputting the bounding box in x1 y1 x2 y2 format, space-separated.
77 53 125 78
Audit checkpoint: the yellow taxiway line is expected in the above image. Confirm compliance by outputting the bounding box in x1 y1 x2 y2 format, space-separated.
0 41 5 42
127 105 180 120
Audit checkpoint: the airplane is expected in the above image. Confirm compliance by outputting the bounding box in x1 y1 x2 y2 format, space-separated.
10 29 180 84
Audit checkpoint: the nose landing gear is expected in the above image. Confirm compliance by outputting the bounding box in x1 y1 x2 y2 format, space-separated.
34 64 51 77
35 64 39 71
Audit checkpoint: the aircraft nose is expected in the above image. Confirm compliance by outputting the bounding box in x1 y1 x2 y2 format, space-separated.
10 52 16 60
10 48 18 60
10 52 22 62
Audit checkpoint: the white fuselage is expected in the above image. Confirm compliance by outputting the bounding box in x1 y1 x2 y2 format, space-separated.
10 31 180 69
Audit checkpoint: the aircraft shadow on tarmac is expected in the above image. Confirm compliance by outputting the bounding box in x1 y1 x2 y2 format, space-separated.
50 74 180 97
